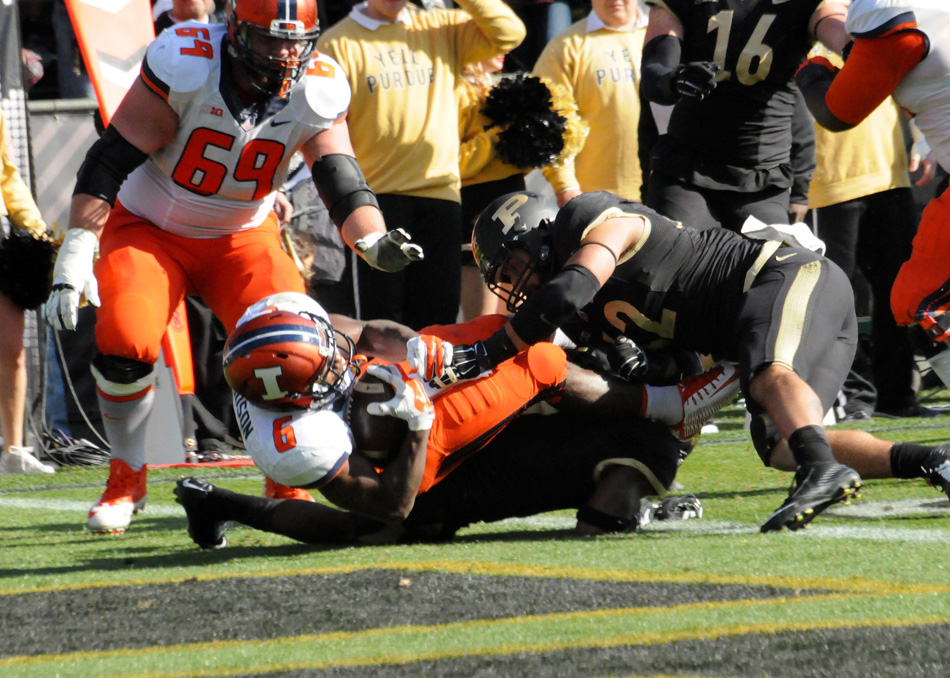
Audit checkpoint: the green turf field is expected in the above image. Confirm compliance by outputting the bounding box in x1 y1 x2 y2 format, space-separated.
2 399 950 677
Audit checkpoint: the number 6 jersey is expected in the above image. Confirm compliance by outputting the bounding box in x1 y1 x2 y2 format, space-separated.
118 22 351 238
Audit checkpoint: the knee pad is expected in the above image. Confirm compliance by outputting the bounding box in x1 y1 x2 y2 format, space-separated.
91 353 155 396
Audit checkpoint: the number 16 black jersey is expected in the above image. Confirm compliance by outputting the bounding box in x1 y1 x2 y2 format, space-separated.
646 0 824 189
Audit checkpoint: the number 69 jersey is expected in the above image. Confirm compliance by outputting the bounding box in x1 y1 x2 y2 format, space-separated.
118 22 351 238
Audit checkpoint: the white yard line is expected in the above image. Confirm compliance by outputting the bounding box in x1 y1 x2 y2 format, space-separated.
2 496 949 541
0 497 182 517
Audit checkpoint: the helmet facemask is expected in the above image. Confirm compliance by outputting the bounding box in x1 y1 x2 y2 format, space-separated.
226 1 319 98
472 191 558 311
301 312 357 409
485 240 551 312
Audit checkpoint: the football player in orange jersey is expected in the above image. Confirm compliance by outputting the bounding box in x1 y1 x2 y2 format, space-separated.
45 0 423 535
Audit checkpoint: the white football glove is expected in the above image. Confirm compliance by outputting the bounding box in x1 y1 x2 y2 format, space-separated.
45 228 100 331
365 363 434 431
406 335 454 382
354 228 424 272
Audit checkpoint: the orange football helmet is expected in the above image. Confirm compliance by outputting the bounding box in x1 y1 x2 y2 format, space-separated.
223 308 355 410
225 0 320 97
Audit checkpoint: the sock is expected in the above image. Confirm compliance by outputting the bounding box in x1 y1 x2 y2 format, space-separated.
787 425 834 466
889 442 936 479
208 486 281 528
97 387 155 471
642 384 681 424
927 347 950 391
211 486 358 544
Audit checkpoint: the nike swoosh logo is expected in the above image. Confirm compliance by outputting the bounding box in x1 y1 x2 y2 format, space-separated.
270 119 292 127
775 253 797 262
772 0 793 4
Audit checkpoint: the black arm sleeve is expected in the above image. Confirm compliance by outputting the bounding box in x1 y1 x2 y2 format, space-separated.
509 263 602 345
640 35 683 106
795 61 855 133
73 126 149 207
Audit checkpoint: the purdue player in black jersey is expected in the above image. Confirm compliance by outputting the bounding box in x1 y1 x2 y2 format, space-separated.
639 0 848 231
449 191 950 532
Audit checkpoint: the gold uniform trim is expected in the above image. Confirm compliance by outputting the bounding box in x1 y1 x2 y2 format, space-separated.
773 259 822 371
743 240 782 292
579 207 654 264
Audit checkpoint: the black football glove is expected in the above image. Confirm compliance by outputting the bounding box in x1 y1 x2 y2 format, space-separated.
607 336 649 382
433 341 492 387
672 61 719 101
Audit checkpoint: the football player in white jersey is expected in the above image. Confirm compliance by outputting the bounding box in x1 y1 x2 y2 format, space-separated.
174 292 697 549
223 292 440 525
44 0 424 535
797 0 950 393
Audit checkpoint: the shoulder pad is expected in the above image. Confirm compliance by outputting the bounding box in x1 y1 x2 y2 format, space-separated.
846 1 916 38
144 22 224 96
289 52 352 127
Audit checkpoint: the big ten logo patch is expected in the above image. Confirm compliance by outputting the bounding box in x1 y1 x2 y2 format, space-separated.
366 48 435 94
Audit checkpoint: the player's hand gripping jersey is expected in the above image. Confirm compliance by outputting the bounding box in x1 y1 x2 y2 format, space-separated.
124 22 351 237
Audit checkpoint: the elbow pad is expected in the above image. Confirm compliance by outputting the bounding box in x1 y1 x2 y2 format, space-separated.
311 154 381 228
510 264 601 344
641 35 683 106
73 126 149 207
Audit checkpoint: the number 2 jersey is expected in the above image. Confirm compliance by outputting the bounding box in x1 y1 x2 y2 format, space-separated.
550 191 780 358
646 0 826 190
118 22 351 238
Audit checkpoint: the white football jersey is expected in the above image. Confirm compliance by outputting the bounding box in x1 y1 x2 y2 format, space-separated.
235 392 353 488
847 0 950 170
118 22 351 237
232 292 357 488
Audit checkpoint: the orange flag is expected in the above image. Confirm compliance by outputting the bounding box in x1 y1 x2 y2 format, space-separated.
65 0 155 126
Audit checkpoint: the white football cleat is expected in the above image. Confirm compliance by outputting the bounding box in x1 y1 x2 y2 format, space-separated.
87 458 147 534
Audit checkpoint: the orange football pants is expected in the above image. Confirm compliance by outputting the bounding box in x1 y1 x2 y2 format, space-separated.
94 201 304 364
891 188 950 338
411 316 567 494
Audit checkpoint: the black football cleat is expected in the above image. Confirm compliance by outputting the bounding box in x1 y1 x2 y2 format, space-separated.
921 445 950 501
760 461 862 533
174 477 227 549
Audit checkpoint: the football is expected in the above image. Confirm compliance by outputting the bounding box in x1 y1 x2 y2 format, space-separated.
345 371 408 465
